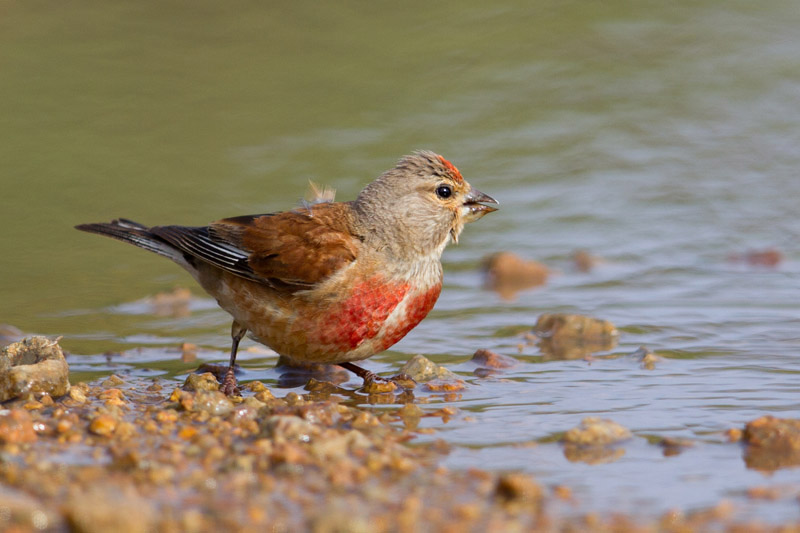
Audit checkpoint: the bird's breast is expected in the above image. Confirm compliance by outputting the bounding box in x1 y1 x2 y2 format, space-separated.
303 274 441 353
374 281 441 352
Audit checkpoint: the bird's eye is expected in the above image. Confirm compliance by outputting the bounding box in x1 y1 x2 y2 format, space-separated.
435 185 452 199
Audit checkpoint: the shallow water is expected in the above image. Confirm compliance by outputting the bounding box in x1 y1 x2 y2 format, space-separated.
3 0 800 523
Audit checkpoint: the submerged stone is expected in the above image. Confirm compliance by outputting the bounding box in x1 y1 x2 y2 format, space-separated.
482 251 549 299
743 415 800 471
563 417 631 446
533 314 618 360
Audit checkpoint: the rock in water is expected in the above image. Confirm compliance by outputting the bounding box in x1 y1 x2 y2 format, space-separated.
0 337 70 402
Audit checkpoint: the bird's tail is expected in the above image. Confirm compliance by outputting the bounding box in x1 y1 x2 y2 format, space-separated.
75 218 188 265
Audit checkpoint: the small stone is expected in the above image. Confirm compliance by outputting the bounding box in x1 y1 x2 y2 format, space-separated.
254 390 275 403
728 248 783 268
471 349 518 369
247 381 269 393
424 379 466 392
553 485 573 500
658 437 694 456
101 374 125 387
114 421 136 440
190 390 234 416
180 342 198 363
494 472 543 503
743 416 800 449
39 393 55 406
398 354 457 383
0 337 71 402
0 486 59 531
726 428 743 442
68 387 87 404
98 388 125 401
178 426 198 440
263 415 317 442
533 314 618 359
23 400 45 411
89 414 118 436
563 417 631 446
65 484 155 533
156 410 178 424
742 416 800 470
572 249 598 273
0 408 38 444
285 392 304 406
360 378 398 394
183 372 220 392
630 346 661 370
304 378 341 394
397 404 424 419
388 373 416 390
483 251 549 299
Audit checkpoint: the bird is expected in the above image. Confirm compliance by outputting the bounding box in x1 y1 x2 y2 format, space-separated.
76 151 498 394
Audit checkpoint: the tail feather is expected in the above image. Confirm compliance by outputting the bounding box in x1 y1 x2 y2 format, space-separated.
75 219 190 266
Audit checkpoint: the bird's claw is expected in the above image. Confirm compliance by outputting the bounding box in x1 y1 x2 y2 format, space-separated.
220 367 240 397
360 372 416 393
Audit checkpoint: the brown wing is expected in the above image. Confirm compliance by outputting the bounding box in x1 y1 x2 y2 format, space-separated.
158 202 362 291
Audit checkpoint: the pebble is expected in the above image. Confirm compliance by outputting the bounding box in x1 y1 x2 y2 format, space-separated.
398 354 458 383
0 409 38 444
0 337 71 402
533 313 618 359
183 372 220 392
482 251 549 299
743 415 800 470
89 414 118 437
629 346 661 370
0 371 787 532
189 390 234 416
471 349 518 369
563 417 632 446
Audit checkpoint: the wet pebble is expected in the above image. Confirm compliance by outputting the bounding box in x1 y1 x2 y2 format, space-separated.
482 251 549 299
398 354 458 383
89 414 118 437
424 379 466 393
630 346 661 370
494 472 543 504
572 249 599 273
360 377 398 394
0 408 38 444
471 348 518 369
743 415 800 470
533 314 618 359
0 336 70 402
728 248 783 268
563 417 632 446
183 372 220 392
189 390 234 416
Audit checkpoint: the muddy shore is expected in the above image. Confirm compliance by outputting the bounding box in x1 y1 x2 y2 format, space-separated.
2 343 799 532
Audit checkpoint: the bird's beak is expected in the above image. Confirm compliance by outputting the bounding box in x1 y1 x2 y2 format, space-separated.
461 186 499 223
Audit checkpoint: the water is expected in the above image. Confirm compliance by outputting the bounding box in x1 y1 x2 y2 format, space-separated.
2 0 800 523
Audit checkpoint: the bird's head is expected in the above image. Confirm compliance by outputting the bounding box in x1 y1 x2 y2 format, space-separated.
355 151 498 260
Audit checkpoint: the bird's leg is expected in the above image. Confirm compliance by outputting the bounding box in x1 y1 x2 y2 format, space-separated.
221 321 247 396
339 362 416 389
339 362 382 383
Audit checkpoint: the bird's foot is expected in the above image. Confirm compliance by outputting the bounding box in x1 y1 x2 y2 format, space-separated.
360 373 398 394
220 367 240 396
339 362 416 393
